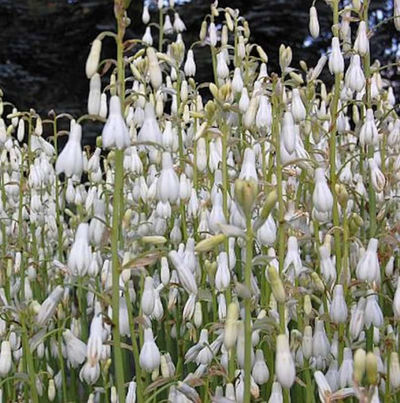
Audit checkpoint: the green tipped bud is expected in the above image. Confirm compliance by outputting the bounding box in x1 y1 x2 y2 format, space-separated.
234 179 258 217
267 266 286 303
335 183 348 208
243 20 250 38
199 20 207 41
304 295 312 316
209 83 219 100
366 352 378 385
225 11 234 31
224 302 240 350
349 213 363 236
195 234 227 253
205 260 217 286
311 272 325 292
260 189 278 220
256 46 268 63
205 100 217 121
353 348 366 384
141 236 167 245
289 72 304 84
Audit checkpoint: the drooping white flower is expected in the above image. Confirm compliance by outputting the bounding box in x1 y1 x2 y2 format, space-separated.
68 223 92 277
345 55 365 92
102 95 130 149
329 37 344 74
275 334 295 389
354 21 369 56
55 120 84 178
63 330 87 368
139 328 161 373
36 286 64 326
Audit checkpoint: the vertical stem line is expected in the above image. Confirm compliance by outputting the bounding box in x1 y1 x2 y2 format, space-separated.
243 213 253 403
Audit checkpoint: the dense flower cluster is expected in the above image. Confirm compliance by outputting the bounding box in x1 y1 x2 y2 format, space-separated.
0 0 400 401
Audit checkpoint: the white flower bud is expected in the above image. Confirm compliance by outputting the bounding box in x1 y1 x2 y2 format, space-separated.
339 348 353 388
88 73 101 115
291 89 306 123
141 276 156 316
147 47 162 89
275 334 295 389
142 5 150 24
86 39 102 79
232 67 244 93
354 21 369 56
224 302 239 350
252 349 269 385
0 341 12 376
208 22 217 46
309 7 320 38
281 111 295 154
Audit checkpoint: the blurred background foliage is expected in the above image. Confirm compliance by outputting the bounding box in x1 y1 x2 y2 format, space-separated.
0 0 398 116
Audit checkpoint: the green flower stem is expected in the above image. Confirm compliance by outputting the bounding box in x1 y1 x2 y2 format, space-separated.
124 284 144 402
111 2 127 401
329 0 343 279
111 148 126 402
362 4 377 240
21 313 39 403
272 84 286 334
176 72 188 241
272 79 290 403
243 212 253 403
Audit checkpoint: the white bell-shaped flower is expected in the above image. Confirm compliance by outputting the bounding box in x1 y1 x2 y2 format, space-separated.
356 238 381 284
157 152 180 204
275 334 295 389
102 95 130 149
312 168 333 215
68 223 92 277
330 285 348 324
354 21 369 56
345 55 365 92
139 328 161 373
215 252 231 292
56 120 84 178
329 37 344 74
